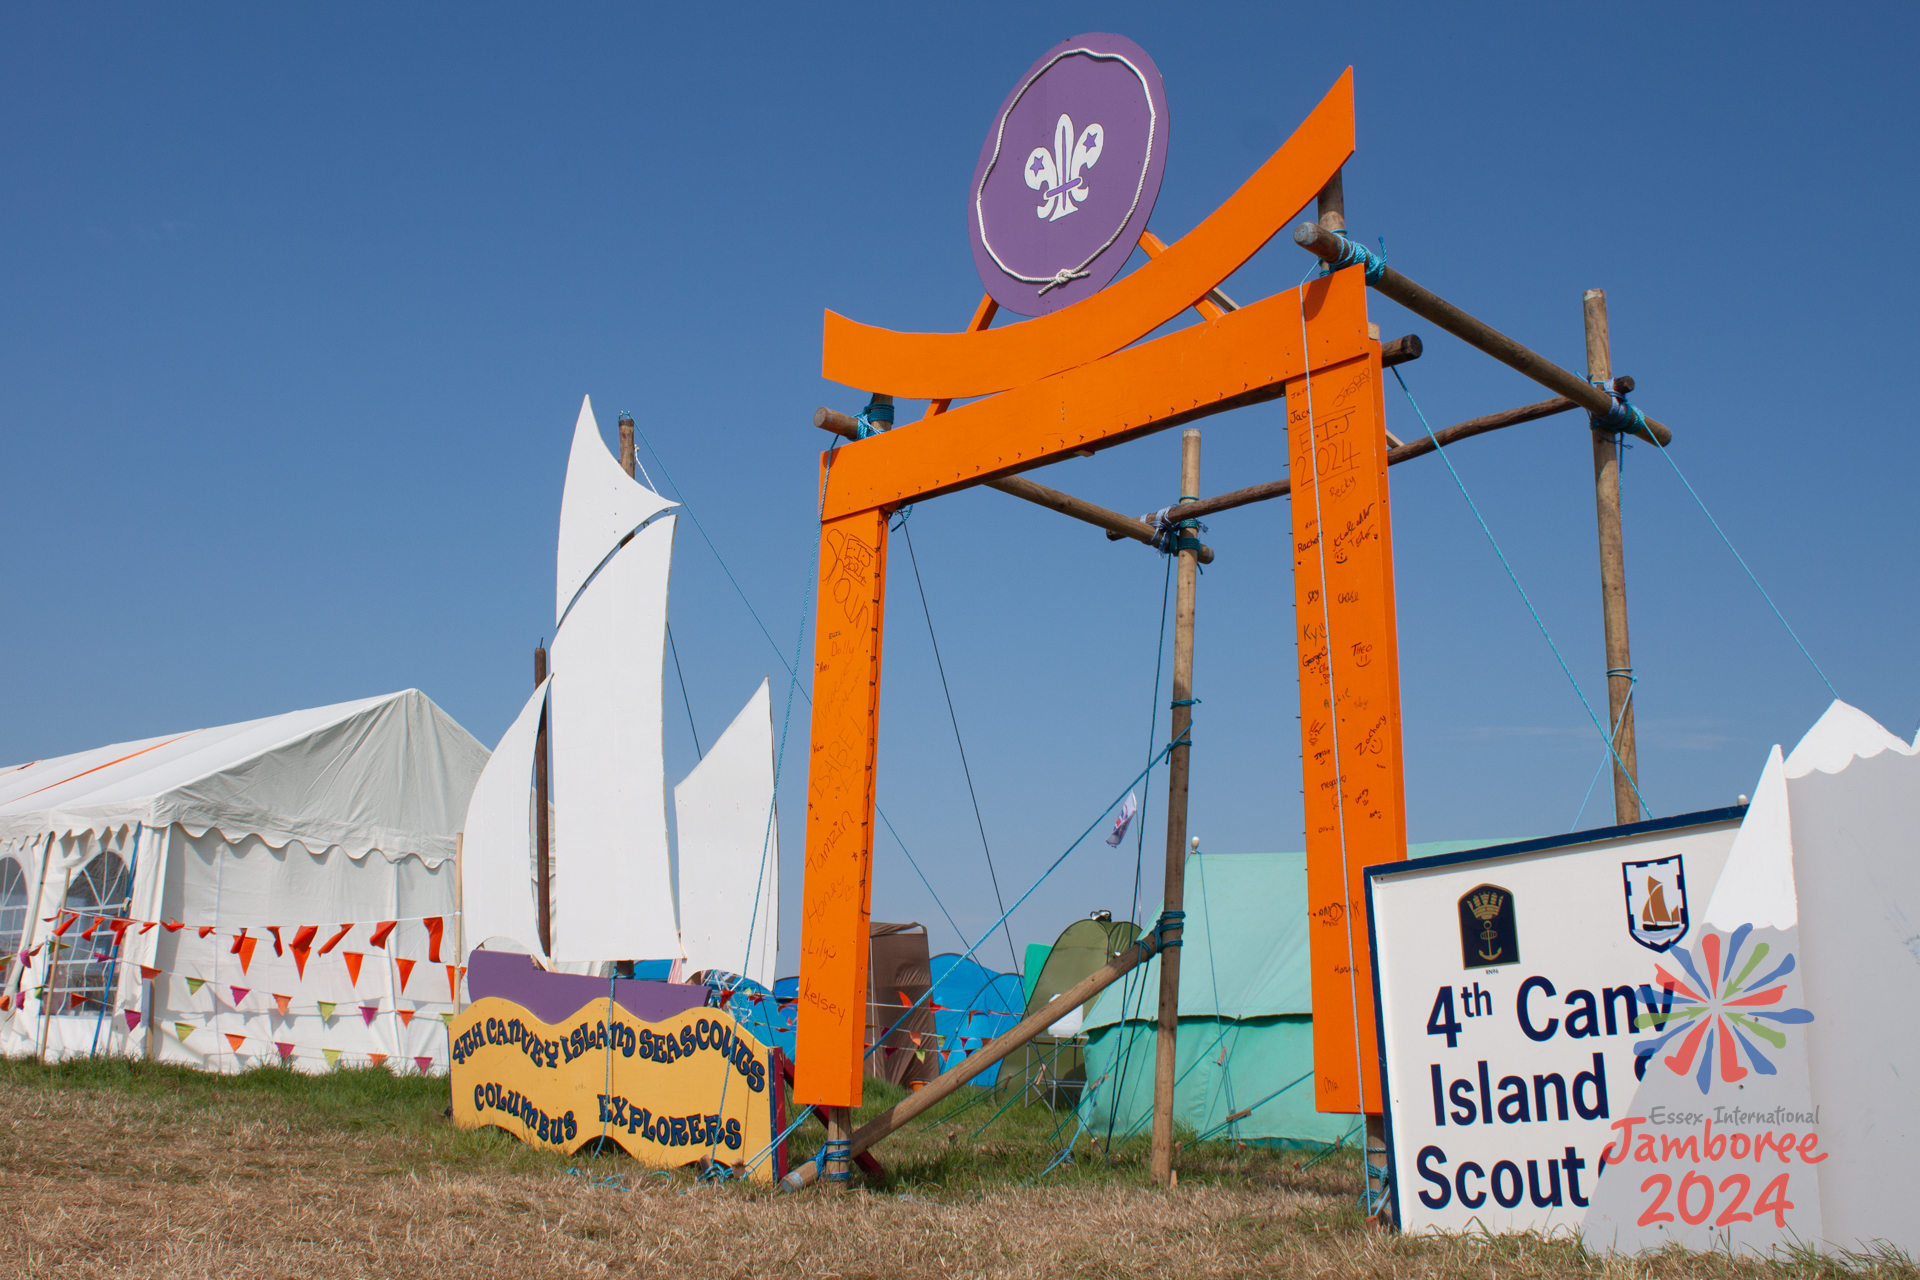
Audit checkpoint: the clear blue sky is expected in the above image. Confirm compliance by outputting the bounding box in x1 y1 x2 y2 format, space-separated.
5 4 1915 976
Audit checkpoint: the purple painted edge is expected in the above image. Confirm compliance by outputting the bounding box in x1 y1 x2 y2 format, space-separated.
967 32 1170 317
466 948 710 1026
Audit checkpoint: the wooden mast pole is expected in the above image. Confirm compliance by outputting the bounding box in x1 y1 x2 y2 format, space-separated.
1150 427 1202 1188
1584 290 1641 822
534 643 551 955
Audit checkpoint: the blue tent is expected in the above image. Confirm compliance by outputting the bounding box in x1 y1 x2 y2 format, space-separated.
927 953 1024 1086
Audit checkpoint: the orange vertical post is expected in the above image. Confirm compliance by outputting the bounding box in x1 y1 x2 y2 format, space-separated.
1288 326 1408 1117
793 483 890 1109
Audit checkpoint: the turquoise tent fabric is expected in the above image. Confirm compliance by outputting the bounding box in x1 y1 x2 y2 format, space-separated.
1080 844 1494 1146
1020 942 1050 1009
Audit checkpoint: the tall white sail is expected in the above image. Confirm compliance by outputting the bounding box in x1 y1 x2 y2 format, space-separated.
674 679 779 988
459 678 550 958
555 395 677 627
548 515 679 963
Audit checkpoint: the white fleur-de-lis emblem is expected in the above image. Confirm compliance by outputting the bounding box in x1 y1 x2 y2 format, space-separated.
1025 113 1104 221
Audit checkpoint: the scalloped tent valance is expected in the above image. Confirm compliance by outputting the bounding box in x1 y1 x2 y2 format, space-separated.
0 690 488 866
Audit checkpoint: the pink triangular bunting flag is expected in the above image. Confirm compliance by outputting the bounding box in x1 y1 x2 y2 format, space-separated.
360 1004 379 1026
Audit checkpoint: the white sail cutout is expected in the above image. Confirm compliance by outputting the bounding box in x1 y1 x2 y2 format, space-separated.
459 678 550 958
548 515 679 963
556 395 676 627
673 678 779 988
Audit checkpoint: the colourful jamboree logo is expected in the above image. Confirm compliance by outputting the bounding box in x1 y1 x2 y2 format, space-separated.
1634 924 1812 1094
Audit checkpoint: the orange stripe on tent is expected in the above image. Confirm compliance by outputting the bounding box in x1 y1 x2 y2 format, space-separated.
8 730 201 802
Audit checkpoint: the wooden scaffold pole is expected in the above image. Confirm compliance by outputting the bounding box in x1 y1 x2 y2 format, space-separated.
1584 290 1641 822
1150 427 1203 1187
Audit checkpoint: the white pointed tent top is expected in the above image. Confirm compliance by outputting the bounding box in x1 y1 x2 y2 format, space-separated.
556 395 677 627
1782 699 1918 779
0 690 487 864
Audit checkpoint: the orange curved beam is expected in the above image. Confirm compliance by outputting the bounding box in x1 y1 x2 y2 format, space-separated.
822 68 1354 400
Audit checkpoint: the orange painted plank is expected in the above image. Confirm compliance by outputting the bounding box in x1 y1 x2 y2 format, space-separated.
792 499 890 1108
821 70 1355 400
1289 344 1408 1116
819 269 1373 521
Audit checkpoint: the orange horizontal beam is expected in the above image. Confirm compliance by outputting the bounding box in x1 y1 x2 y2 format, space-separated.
817 268 1373 522
820 69 1355 400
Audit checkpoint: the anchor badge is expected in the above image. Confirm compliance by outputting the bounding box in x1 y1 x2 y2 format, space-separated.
1025 113 1104 221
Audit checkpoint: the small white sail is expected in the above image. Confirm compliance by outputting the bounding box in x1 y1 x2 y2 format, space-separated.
459 678 550 958
556 395 677 627
548 515 679 963
674 679 779 988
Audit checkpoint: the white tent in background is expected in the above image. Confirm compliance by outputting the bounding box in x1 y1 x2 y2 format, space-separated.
0 690 487 1071
458 396 780 979
675 678 779 988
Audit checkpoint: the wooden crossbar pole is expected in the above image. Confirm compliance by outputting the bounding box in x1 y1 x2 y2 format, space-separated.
811 407 1216 562
1100 380 1630 538
1293 221 1673 447
780 938 1157 1189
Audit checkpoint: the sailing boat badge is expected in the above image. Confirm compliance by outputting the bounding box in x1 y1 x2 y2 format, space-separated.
1621 854 1689 952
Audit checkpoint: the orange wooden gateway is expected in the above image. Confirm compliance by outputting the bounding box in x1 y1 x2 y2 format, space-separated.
794 69 1407 1113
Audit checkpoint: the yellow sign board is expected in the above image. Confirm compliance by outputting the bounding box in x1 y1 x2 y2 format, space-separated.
448 996 778 1180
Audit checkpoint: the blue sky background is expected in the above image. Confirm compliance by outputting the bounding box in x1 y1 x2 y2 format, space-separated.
4 4 1914 977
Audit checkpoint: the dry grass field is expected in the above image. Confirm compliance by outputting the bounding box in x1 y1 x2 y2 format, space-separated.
1 1058 1911 1280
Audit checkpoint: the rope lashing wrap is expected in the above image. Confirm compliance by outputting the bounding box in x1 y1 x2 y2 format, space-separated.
1147 909 1185 955
1149 496 1207 554
1170 697 1200 708
852 401 894 439
818 1138 852 1183
1588 386 1649 439
1320 232 1388 284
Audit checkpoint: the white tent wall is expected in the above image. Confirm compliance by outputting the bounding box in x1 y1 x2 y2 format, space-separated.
0 689 486 1072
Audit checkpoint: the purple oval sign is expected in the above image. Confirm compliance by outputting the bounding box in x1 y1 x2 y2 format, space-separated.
968 34 1170 317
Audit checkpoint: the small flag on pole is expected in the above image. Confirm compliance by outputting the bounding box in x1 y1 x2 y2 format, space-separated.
1105 791 1140 847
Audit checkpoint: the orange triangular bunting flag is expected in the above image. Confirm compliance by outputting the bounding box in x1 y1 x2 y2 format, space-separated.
68 992 87 1009
273 993 292 1017
236 935 259 973
446 964 460 1001
425 916 445 963
397 1008 415 1027
395 958 415 992
198 925 215 938
226 1032 247 1053
367 1053 387 1067
140 965 161 981
343 952 364 986
291 946 311 979
318 923 353 955
368 920 397 950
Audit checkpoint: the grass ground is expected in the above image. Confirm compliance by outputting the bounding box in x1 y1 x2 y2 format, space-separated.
1 1057 1912 1279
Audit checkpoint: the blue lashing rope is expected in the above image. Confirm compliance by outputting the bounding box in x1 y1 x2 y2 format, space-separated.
1391 365 1655 821
1320 232 1388 284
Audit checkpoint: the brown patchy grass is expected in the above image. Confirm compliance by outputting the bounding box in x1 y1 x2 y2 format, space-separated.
1 1057 1912 1279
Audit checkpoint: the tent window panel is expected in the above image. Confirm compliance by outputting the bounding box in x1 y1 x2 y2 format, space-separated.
0 856 27 976
48 852 131 1014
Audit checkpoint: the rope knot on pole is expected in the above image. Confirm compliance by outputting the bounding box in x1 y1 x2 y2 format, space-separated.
853 401 894 438
1148 505 1209 554
1146 909 1185 956
1588 387 1649 440
1321 231 1388 283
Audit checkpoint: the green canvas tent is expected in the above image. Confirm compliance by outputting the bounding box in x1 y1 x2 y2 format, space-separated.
1078 845 1491 1147
995 915 1138 1108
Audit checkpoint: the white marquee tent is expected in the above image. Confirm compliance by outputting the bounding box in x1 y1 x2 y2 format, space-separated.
0 690 487 1072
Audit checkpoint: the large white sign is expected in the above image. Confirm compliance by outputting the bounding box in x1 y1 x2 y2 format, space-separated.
1368 700 1920 1257
1367 811 1745 1235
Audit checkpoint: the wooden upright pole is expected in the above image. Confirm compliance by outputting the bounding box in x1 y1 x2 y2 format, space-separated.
1150 428 1202 1188
617 412 637 480
533 644 552 954
1584 289 1640 823
1315 168 1346 234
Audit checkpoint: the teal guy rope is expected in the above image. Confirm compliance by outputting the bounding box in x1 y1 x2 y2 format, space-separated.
1570 677 1638 831
862 742 1181 1063
1191 1068 1314 1143
1641 427 1840 700
1391 365 1655 821
631 420 971 945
